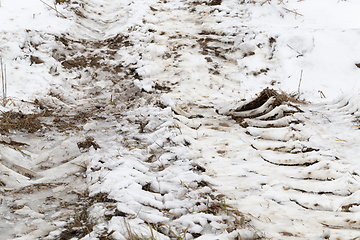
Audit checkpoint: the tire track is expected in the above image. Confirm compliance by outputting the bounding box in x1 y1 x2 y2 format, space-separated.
69 0 360 238
0 130 88 239
138 2 360 238
4 0 359 239
203 91 360 239
2 0 265 239
0 1 147 239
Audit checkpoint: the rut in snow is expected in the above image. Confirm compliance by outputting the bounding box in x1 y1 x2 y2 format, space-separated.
0 0 151 239
213 89 360 239
2 0 360 239
0 0 264 239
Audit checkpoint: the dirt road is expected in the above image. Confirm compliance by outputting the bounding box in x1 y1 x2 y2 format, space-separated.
2 0 360 239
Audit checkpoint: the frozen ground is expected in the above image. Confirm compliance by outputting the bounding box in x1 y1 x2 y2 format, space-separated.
1 0 360 239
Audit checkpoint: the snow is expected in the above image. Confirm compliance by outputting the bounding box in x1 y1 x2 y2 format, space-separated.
0 0 72 110
1 0 360 239
246 0 360 102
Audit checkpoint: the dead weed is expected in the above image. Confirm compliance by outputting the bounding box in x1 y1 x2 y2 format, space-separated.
57 205 94 240
0 111 44 134
77 136 101 151
234 88 302 112
0 108 94 134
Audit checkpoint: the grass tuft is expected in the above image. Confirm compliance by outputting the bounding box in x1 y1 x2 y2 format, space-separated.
0 58 7 107
234 88 303 113
0 111 43 134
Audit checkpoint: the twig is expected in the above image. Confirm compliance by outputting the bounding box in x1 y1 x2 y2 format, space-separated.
0 58 6 106
13 163 37 175
181 225 190 240
261 0 285 6
147 222 155 240
54 2 58 18
39 0 67 18
261 0 271 6
318 90 326 98
174 122 182 134
71 162 87 170
287 44 303 57
283 7 303 18
4 63 6 104
147 135 164 149
1 58 3 97
163 223 184 239
297 70 303 98
1 58 3 98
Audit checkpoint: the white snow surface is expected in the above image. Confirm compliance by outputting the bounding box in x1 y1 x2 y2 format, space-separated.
1 0 360 239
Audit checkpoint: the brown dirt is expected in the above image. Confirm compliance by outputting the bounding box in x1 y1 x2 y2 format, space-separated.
0 111 44 134
197 37 230 59
208 0 222 6
30 55 44 65
234 88 301 112
104 34 132 49
77 136 100 150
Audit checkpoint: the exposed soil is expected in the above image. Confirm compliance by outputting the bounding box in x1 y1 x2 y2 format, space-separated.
0 111 44 134
234 88 300 112
6 0 357 239
77 136 100 151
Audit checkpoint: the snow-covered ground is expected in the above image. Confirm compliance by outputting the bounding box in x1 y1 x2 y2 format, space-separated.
1 0 360 239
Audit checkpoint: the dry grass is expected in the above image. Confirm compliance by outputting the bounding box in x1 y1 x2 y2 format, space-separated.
77 136 101 151
234 88 303 113
0 105 95 135
0 111 43 134
57 208 95 240
260 0 285 6
40 0 67 18
0 57 7 107
57 191 101 240
56 0 70 3
123 220 155 240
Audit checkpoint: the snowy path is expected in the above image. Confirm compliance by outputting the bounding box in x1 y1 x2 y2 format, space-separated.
0 0 144 238
137 0 360 239
2 0 263 239
191 96 360 239
1 0 360 239
0 130 89 239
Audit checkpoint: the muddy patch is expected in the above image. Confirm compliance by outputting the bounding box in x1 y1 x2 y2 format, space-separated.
0 111 44 134
233 88 300 112
77 136 100 151
222 88 305 127
197 36 231 59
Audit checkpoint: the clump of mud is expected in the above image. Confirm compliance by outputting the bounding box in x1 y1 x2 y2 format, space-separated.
224 88 304 126
77 136 100 151
234 88 301 112
188 0 222 6
208 0 222 6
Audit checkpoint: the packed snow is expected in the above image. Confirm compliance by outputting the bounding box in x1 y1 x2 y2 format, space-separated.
1 0 360 239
